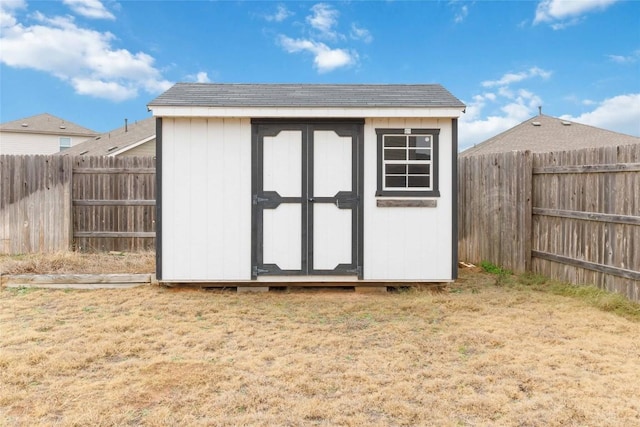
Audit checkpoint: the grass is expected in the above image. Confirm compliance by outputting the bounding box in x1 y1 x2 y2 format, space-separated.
0 251 155 275
1 254 640 425
479 262 640 323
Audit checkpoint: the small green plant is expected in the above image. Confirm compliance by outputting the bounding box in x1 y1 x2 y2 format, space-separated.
479 261 513 286
479 261 512 276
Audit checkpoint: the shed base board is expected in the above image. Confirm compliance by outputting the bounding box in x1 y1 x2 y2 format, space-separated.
159 278 453 285
158 280 452 292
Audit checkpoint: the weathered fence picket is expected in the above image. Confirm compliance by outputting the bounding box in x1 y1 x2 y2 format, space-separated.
72 156 156 252
0 155 73 254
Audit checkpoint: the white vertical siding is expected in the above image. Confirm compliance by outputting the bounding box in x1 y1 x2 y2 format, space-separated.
363 118 454 281
160 115 454 282
0 132 76 155
161 117 252 281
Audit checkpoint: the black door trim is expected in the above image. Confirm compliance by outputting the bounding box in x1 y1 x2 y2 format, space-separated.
251 119 364 279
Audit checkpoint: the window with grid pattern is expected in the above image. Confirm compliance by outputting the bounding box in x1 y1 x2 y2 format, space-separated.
376 128 439 197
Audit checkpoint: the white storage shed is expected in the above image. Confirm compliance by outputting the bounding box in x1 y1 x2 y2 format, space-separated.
148 83 465 286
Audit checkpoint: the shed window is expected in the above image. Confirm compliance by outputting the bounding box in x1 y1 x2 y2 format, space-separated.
59 137 72 151
376 128 440 197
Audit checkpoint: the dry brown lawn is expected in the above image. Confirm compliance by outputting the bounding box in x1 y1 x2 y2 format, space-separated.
1 255 640 426
0 251 155 275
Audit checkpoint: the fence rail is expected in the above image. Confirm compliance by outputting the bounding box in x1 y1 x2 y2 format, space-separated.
459 143 640 301
0 155 156 254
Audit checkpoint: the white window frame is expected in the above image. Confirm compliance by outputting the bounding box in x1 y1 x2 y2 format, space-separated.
59 137 72 151
375 128 440 197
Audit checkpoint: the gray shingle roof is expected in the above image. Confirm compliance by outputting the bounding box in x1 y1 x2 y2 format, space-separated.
60 117 155 156
460 114 640 156
148 83 466 109
0 113 97 136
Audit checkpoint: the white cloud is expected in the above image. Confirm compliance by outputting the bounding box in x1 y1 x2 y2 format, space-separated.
350 23 372 43
185 71 211 83
460 115 524 151
278 35 356 73
265 4 292 23
560 94 640 137
72 77 136 101
448 0 469 23
454 5 468 23
196 72 210 83
534 0 619 28
460 67 549 149
460 90 542 149
276 3 362 73
0 6 172 101
188 71 210 83
307 3 340 40
608 49 640 64
482 67 552 87
0 0 25 27
63 0 114 20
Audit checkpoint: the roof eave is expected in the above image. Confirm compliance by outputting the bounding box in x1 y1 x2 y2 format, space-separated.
109 135 156 157
147 105 466 119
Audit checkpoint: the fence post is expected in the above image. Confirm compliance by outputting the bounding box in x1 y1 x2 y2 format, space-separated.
65 155 73 251
523 150 533 272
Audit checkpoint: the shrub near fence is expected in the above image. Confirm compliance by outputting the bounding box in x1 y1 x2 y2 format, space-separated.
458 143 640 301
0 155 156 254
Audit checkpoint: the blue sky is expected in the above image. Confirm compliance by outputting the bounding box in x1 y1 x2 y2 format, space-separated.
1 0 639 150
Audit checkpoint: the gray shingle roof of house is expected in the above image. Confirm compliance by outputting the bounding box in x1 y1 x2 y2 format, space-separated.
60 117 155 156
0 113 97 136
460 114 640 156
148 83 466 109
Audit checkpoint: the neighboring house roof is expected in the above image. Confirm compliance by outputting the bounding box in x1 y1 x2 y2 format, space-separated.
60 117 156 156
148 83 466 109
461 114 640 156
0 113 97 137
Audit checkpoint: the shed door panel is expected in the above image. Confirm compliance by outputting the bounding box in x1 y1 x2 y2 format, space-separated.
310 130 353 271
252 121 363 279
263 131 302 197
263 204 301 270
312 130 351 196
312 203 351 271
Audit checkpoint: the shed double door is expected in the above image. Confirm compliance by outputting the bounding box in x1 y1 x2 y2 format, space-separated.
251 120 364 279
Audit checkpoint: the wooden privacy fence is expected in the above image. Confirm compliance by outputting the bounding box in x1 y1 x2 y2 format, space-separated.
459 143 640 301
0 155 156 254
1 155 72 253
